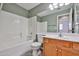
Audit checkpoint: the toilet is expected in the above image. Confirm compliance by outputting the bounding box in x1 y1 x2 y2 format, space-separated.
31 42 41 56
31 33 43 56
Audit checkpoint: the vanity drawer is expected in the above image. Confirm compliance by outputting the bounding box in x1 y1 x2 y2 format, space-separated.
43 37 72 48
43 38 57 46
73 42 79 51
56 40 72 48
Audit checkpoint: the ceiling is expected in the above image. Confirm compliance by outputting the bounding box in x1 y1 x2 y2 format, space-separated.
17 3 40 10
16 3 71 17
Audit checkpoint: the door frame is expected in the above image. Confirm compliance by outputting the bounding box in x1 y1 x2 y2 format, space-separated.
75 10 79 33
57 13 70 32
28 16 37 41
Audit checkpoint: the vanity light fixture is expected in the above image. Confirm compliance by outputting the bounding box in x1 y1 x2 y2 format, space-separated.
49 3 70 10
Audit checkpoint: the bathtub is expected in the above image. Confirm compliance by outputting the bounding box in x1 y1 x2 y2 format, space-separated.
0 10 33 56
0 32 33 56
0 39 33 56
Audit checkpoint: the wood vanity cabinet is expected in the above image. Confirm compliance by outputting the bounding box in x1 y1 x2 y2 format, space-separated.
43 37 79 56
61 48 79 56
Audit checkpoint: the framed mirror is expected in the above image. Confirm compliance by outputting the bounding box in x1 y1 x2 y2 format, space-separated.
57 8 72 33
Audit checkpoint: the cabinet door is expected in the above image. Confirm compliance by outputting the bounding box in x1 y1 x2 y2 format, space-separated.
73 42 79 51
43 38 57 56
61 48 79 56
44 45 57 56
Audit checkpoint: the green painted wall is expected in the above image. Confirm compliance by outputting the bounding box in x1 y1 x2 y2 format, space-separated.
76 5 79 11
41 9 70 32
29 3 72 32
2 3 28 18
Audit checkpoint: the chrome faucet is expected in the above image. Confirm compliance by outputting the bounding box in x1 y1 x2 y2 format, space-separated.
59 32 62 37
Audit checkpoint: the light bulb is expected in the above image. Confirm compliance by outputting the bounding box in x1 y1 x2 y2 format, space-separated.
54 5 58 8
53 3 58 8
49 4 52 8
59 3 64 6
49 4 53 10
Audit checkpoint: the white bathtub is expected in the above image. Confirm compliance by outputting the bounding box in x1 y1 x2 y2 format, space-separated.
0 11 33 56
0 40 33 56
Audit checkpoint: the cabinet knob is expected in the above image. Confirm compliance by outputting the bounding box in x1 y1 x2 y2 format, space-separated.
59 50 61 52
56 49 58 51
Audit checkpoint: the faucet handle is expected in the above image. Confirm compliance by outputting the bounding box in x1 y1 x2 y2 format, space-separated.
59 33 62 37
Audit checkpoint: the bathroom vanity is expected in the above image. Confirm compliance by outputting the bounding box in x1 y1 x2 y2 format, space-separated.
42 34 79 56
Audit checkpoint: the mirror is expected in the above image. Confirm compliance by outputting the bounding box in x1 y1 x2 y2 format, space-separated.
57 14 71 33
40 3 79 33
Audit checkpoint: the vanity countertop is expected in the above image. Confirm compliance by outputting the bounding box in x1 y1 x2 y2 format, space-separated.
42 33 79 43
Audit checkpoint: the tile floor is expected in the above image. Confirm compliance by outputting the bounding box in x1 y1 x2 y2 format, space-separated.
21 50 42 56
21 50 32 56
